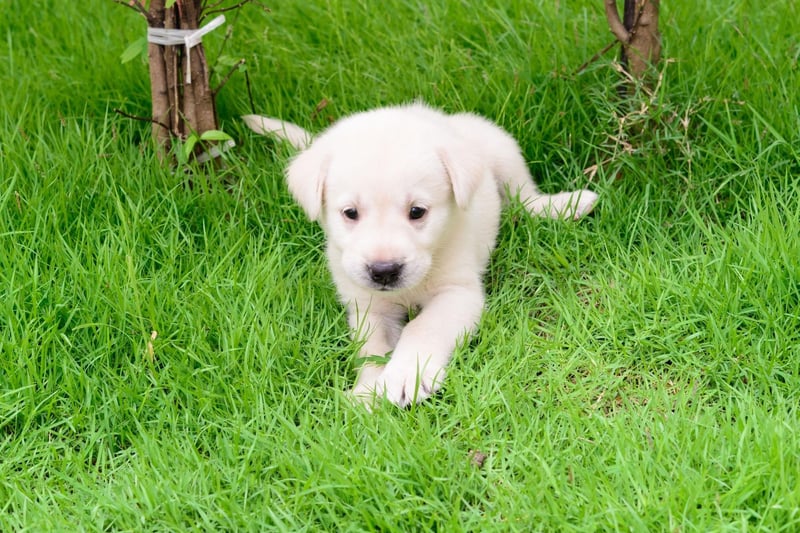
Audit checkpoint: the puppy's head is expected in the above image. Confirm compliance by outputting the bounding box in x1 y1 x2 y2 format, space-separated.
286 110 484 293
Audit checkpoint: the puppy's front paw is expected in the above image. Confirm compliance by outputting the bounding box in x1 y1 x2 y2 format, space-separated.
348 362 385 409
375 360 446 408
353 362 384 390
349 382 378 411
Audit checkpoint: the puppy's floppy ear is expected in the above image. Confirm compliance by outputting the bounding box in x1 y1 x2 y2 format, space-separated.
286 145 330 222
437 146 485 209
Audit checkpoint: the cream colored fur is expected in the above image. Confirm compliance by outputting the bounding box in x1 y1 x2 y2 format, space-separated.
243 104 598 407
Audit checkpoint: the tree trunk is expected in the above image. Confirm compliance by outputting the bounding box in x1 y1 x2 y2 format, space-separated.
147 0 172 149
146 0 219 160
605 0 661 83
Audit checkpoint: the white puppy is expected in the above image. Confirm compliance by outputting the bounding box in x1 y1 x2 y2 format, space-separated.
243 104 597 407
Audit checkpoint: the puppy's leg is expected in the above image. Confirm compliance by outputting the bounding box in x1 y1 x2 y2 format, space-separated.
372 286 484 407
348 300 404 395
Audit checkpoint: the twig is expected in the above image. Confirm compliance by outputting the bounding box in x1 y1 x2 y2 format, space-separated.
310 98 330 121
112 0 154 24
211 7 241 76
202 0 228 16
212 58 246 95
114 108 171 133
208 4 242 91
574 39 617 75
201 0 269 23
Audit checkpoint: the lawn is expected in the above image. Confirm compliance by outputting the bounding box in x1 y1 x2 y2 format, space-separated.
2 0 799 530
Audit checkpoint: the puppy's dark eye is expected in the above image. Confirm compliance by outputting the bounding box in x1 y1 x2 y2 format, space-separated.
342 207 359 221
409 206 427 220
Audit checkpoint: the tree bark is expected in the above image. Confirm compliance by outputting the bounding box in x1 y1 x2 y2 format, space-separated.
182 0 217 135
144 0 219 160
605 0 661 82
147 0 171 150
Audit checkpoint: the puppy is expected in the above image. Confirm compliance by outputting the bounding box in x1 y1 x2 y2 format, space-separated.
244 103 597 407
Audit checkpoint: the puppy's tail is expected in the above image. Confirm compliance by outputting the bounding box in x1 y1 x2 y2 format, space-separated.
515 186 599 221
447 112 598 220
242 114 312 150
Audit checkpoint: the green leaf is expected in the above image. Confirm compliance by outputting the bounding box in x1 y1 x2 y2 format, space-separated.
199 130 233 142
181 134 199 163
165 0 177 8
120 37 147 64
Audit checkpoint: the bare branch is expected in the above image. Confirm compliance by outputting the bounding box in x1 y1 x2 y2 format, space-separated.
604 0 629 43
201 0 227 17
212 58 245 95
211 23 236 76
114 108 171 133
574 39 618 75
201 0 270 22
112 0 154 24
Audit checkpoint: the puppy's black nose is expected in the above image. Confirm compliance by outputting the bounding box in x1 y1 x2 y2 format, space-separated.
368 262 403 286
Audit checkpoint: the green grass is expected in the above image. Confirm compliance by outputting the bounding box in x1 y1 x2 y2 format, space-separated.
2 0 800 530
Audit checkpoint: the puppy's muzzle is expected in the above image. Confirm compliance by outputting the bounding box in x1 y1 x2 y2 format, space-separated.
367 261 404 288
